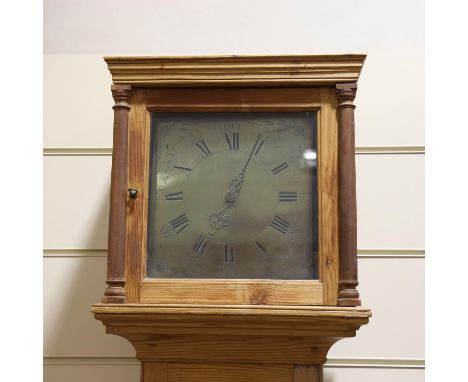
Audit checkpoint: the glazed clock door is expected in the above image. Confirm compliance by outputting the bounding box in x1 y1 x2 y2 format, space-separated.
147 112 318 280
124 86 339 306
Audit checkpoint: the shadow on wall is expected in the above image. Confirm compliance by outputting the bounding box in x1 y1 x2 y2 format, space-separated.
44 173 139 382
323 369 336 382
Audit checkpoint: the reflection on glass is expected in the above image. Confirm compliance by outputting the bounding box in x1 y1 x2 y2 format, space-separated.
147 112 318 279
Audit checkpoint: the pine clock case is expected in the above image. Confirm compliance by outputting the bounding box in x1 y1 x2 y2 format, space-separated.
93 55 371 381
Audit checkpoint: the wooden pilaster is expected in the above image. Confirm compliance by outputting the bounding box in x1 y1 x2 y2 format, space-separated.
102 84 132 303
336 83 361 307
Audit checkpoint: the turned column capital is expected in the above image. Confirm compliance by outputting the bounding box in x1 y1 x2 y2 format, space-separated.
111 84 132 110
336 83 357 109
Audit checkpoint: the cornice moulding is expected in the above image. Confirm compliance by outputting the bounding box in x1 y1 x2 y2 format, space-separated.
92 304 371 337
104 54 366 87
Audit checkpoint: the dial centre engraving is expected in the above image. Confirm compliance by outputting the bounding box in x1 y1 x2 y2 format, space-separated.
224 190 237 203
184 150 277 245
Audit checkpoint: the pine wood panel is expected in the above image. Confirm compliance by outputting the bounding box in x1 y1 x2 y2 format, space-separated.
294 365 321 382
166 363 293 382
125 89 150 303
144 87 321 110
140 280 323 305
319 87 339 305
143 362 167 382
131 335 335 364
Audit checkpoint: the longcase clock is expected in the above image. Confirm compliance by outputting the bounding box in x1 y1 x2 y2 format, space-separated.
93 55 371 382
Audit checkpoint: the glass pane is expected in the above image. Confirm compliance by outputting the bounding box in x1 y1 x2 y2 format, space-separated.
147 112 318 279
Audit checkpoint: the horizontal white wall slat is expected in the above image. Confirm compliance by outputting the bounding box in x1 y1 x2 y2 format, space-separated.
42 249 425 259
43 256 424 359
43 363 424 382
44 356 424 368
42 147 426 156
44 154 424 250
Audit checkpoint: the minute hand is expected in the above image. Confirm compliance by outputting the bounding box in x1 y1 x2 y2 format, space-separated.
240 133 262 176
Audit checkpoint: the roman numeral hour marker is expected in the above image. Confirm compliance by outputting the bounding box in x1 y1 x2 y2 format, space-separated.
225 132 239 150
271 162 289 175
278 192 297 202
165 191 183 201
271 215 290 234
170 213 189 234
192 236 207 255
195 139 211 156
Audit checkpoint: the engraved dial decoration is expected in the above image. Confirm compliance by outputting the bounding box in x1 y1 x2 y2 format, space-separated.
147 112 318 279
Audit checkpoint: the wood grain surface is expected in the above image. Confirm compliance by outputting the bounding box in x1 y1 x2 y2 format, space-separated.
167 363 293 382
140 280 323 305
141 361 319 382
125 89 150 303
318 87 339 305
105 55 366 87
294 365 321 382
143 362 167 382
144 87 321 110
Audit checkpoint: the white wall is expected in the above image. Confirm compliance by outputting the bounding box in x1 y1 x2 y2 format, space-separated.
43 1 424 381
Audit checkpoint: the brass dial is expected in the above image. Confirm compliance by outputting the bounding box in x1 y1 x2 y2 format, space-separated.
147 112 318 279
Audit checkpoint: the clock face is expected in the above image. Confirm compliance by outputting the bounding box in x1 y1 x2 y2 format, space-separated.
147 112 318 279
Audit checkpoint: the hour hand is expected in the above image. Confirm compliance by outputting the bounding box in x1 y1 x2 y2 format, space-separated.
223 173 244 203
